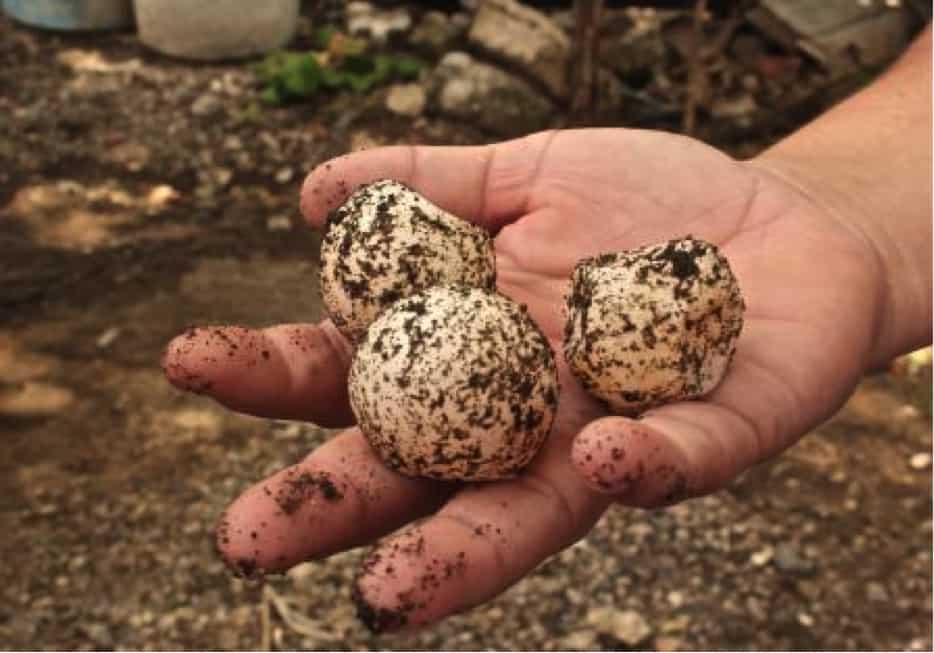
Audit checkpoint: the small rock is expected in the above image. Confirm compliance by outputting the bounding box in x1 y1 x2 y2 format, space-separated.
212 167 234 188
773 544 815 575
409 10 466 56
0 382 75 417
172 408 222 439
909 452 931 470
560 630 597 649
428 52 555 137
655 635 684 651
385 83 427 117
587 607 652 646
266 215 292 231
191 93 223 117
749 546 773 567
666 590 684 608
346 2 411 44
468 0 571 98
797 612 815 627
223 135 243 151
599 22 666 85
711 93 758 120
274 167 293 184
146 184 179 209
96 327 121 349
865 581 889 603
78 622 113 647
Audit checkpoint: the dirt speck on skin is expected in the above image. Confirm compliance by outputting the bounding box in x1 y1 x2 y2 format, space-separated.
274 468 344 515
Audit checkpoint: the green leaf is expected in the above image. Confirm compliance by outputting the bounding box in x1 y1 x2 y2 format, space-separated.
281 54 322 97
312 25 337 50
340 53 376 76
393 56 424 80
320 66 347 89
260 85 284 105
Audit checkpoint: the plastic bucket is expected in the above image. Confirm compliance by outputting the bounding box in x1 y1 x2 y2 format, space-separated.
134 0 299 61
2 0 134 30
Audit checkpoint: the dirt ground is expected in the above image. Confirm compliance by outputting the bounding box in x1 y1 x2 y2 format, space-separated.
1 11 931 652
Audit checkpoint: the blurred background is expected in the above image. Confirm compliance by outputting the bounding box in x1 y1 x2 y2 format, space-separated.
0 0 931 649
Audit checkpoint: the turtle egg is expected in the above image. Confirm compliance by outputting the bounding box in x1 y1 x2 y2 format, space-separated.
320 180 496 343
564 237 744 416
349 285 559 481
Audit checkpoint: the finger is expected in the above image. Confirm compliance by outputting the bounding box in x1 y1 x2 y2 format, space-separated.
299 130 560 232
351 445 612 633
216 427 453 578
569 343 810 507
161 322 354 428
570 402 762 508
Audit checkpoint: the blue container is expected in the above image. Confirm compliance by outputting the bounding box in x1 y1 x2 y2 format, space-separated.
2 0 133 30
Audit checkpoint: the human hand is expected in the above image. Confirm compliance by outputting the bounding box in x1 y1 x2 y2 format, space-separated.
163 128 886 631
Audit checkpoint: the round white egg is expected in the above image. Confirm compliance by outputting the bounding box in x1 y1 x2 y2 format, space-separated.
320 180 496 343
564 237 744 416
349 285 559 481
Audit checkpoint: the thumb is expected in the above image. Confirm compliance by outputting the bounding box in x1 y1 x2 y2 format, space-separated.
570 402 765 508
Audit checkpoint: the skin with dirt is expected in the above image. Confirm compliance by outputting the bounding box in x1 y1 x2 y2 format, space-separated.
1 13 930 651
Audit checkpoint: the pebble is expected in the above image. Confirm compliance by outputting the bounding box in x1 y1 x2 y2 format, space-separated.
274 167 293 184
750 546 773 567
797 612 815 627
666 591 685 608
865 582 889 603
385 83 427 117
96 327 121 349
266 215 292 231
773 544 815 575
0 382 75 417
190 93 222 117
909 452 931 470
587 607 652 646
655 635 684 651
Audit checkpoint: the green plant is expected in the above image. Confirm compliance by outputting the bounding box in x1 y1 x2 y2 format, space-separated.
254 27 425 105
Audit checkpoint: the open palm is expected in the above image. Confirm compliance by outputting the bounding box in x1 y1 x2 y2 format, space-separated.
163 129 883 631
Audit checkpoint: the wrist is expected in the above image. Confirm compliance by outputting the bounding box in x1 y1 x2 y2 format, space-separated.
749 149 931 370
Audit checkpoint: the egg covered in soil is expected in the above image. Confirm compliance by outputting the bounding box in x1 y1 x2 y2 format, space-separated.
564 237 744 416
349 285 559 481
320 180 496 343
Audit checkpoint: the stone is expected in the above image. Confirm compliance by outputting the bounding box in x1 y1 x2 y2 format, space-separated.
266 215 293 231
146 184 179 208
274 167 294 184
750 546 773 567
655 635 684 651
96 327 121 349
191 93 223 117
587 607 653 647
346 2 411 44
428 52 555 138
560 630 598 650
773 544 816 575
0 382 75 417
385 83 427 117
468 0 571 98
909 452 931 470
599 22 667 85
409 10 466 56
711 93 759 120
865 582 889 603
666 590 684 608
